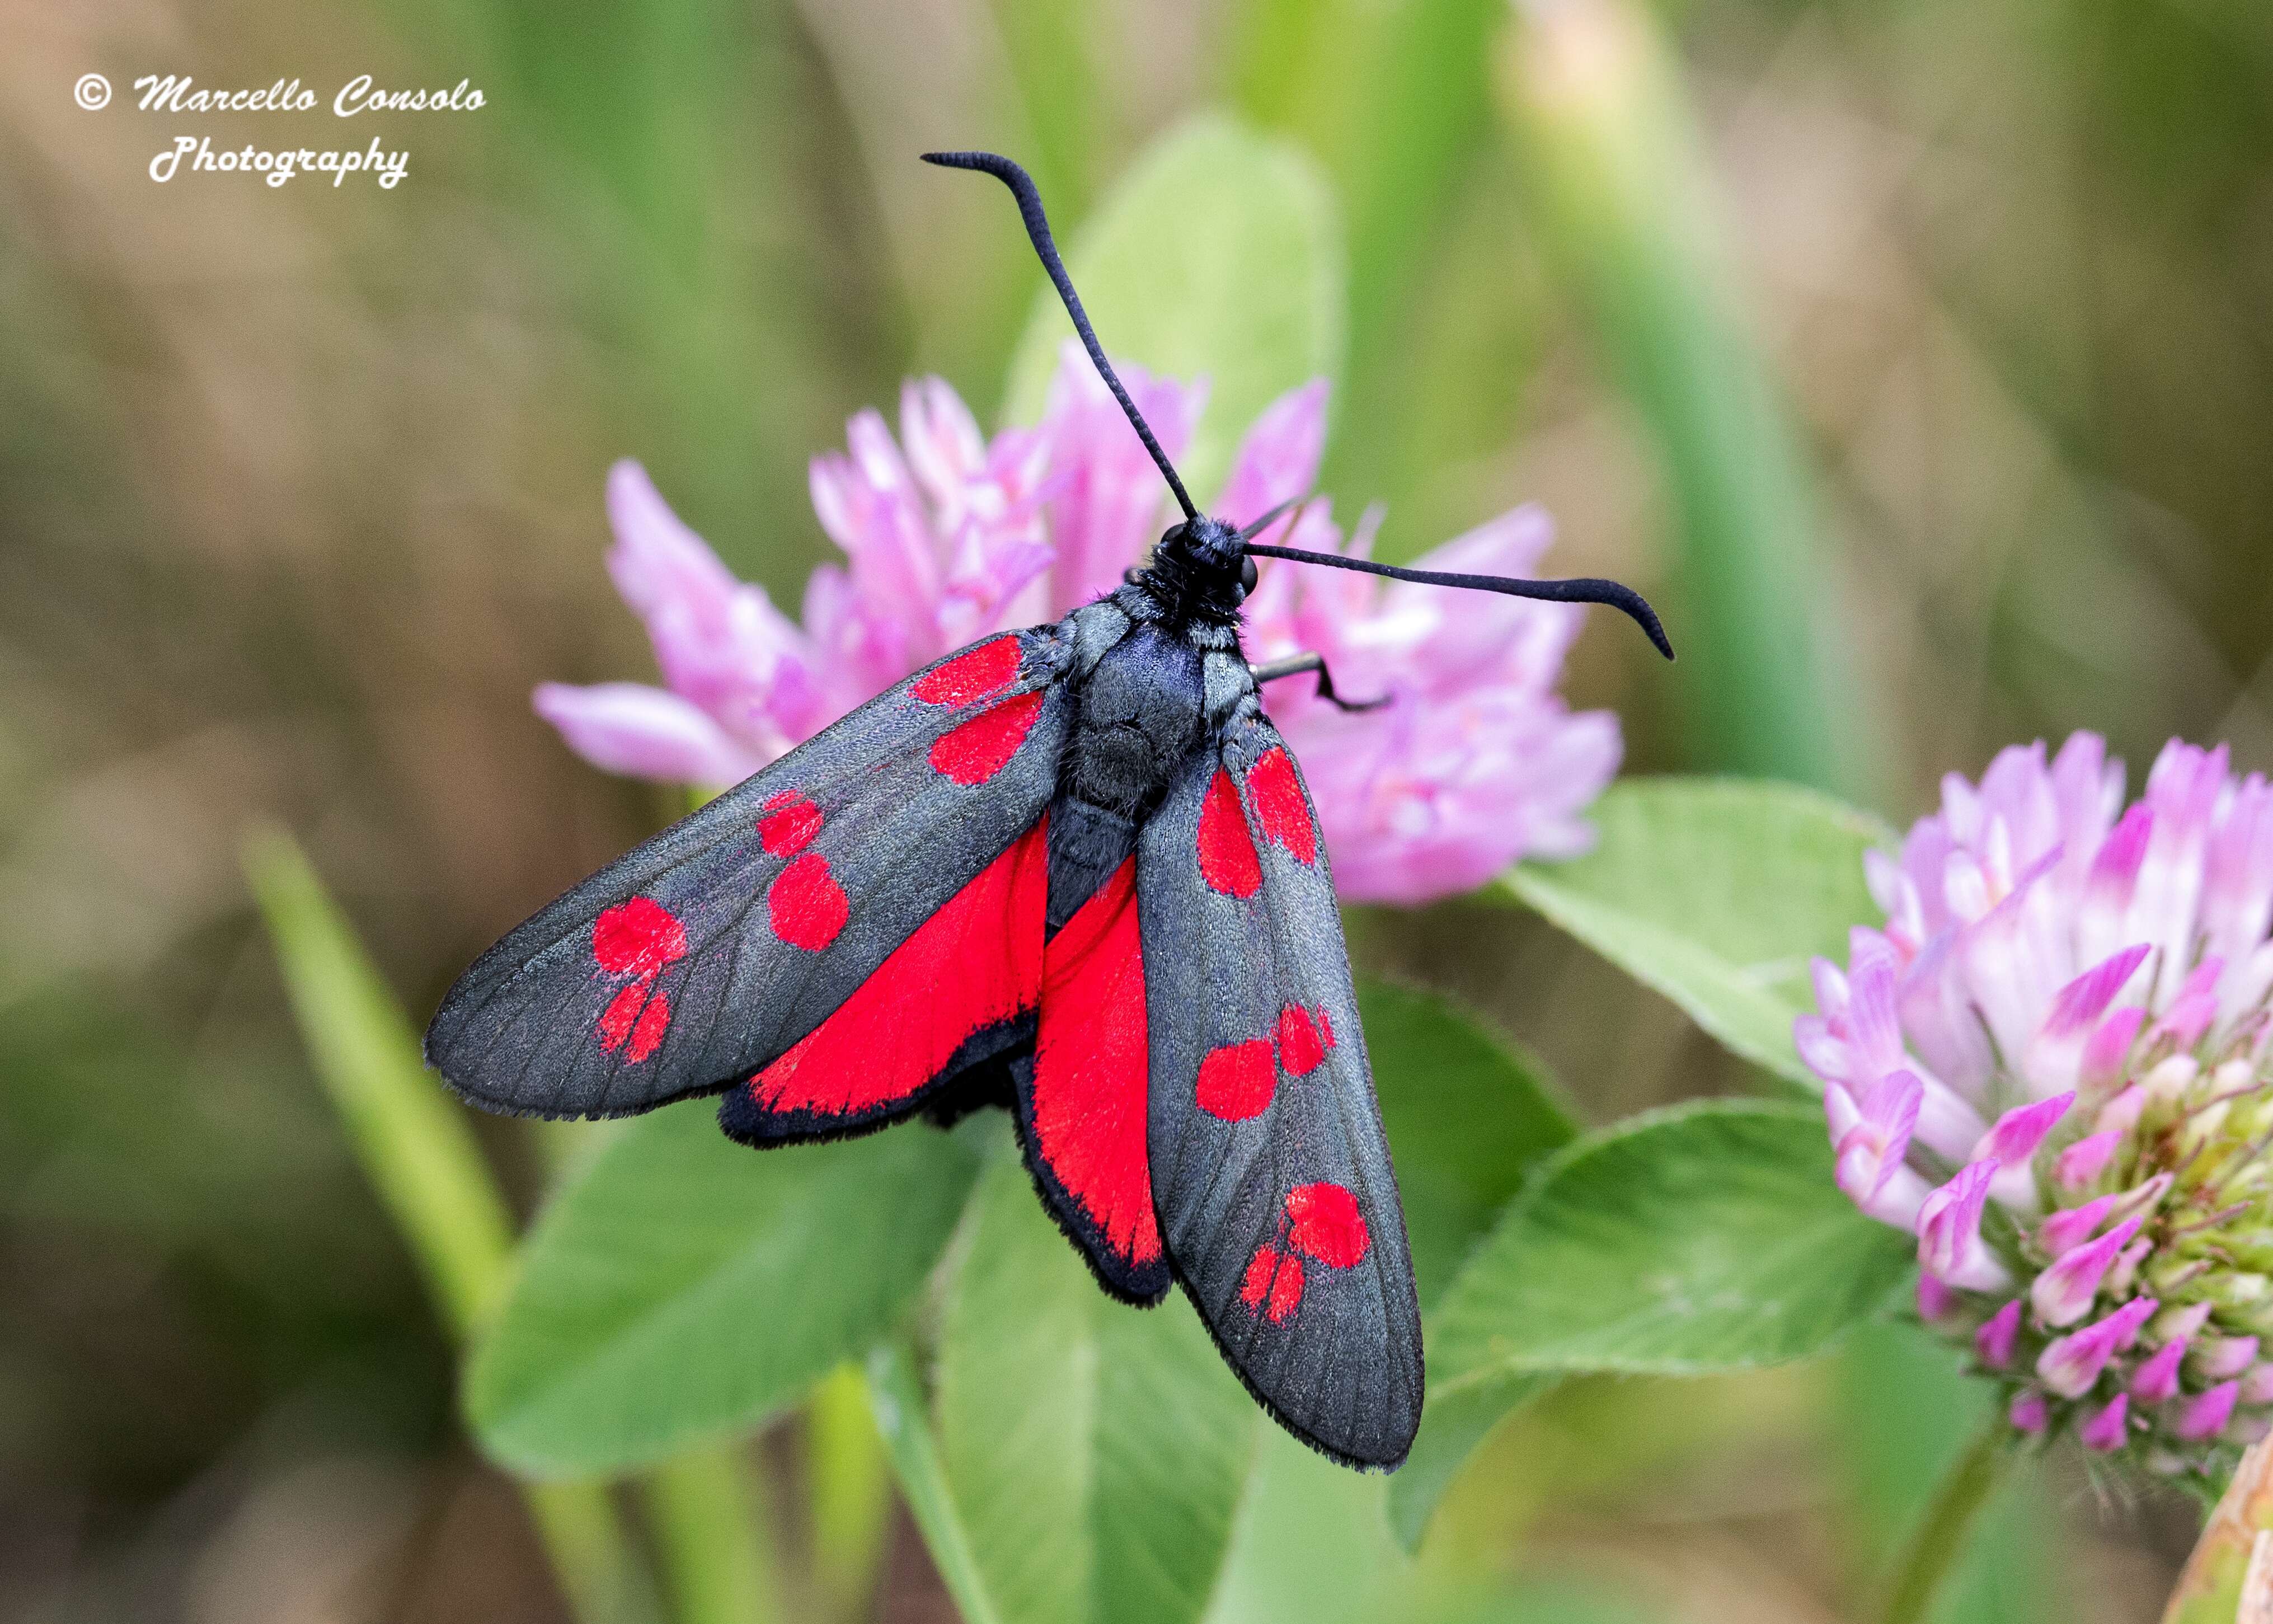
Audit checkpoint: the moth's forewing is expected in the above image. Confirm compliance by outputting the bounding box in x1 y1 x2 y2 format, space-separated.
426 631 1070 1134
1136 712 1424 1470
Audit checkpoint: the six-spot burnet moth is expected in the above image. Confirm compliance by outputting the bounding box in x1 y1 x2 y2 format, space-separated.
425 150 1672 1470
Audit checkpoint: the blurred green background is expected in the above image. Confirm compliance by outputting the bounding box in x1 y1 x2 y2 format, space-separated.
6 0 2272 1618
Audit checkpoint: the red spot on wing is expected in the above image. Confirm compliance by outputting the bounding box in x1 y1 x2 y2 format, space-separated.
930 691 1046 786
1241 1243 1304 1322
753 823 1049 1118
592 897 687 977
1032 860 1161 1266
598 982 671 1062
912 635 1022 705
768 853 849 951
1196 1039 1276 1121
1286 1181 1369 1268
1275 1005 1336 1077
1196 769 1261 897
1248 747 1316 863
759 791 823 856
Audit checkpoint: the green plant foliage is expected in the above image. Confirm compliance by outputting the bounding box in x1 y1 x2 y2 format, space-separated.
937 1149 1260 1624
1201 1428 1410 1624
466 1107 983 1477
1385 1367 1559 1554
1360 980 1577 1308
1002 113 1346 498
1503 777 1891 1086
1394 1099 1910 1545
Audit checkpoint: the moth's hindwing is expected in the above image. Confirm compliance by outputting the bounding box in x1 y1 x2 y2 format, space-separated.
423 629 1070 1135
1015 849 1172 1304
1136 712 1424 1469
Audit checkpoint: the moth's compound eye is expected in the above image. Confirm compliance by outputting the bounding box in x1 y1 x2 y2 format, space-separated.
1239 555 1259 595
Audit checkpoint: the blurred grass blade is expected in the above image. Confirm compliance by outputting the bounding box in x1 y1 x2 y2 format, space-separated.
866 1341 1006 1624
1231 0 1505 512
992 0 1100 220
245 827 515 1335
245 827 650 1624
644 1447 786 1624
2165 1441 2273 1624
1494 0 1870 798
807 1367 892 1623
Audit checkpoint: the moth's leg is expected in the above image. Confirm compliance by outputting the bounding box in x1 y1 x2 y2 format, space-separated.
1251 651 1390 713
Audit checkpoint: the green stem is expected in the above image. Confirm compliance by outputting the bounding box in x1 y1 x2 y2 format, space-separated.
1879 1422 2009 1624
643 1446 786 1624
246 828 651 1624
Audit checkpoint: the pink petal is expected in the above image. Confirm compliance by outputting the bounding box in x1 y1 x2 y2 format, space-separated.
2054 1131 2123 1190
2037 1297 2159 1398
2131 1340 2187 1405
2081 1008 2148 1091
2128 1337 2182 1401
2177 1381 2241 1443
2030 1214 2143 1327
1214 379 1327 536
1974 1091 2073 1167
2042 947 2150 1040
533 682 766 786
1917 1161 2008 1291
2038 1196 2116 1259
2195 1335 2261 1381
2080 1392 2130 1451
1975 1299 2022 1369
2008 1391 2050 1434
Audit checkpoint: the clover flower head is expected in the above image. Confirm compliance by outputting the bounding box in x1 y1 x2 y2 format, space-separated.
536 344 1621 905
1802 731 2273 1474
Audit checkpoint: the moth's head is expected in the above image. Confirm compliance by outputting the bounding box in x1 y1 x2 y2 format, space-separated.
1152 514 1258 617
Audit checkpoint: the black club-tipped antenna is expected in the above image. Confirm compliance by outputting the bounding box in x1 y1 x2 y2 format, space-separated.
923 150 1197 521
1244 542 1675 660
926 150 1673 661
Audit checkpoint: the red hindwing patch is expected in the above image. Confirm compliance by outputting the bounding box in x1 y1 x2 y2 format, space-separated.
768 853 849 951
1275 1005 1335 1077
1032 860 1162 1266
759 791 823 856
1195 1038 1277 1121
930 691 1046 786
1241 1242 1304 1322
1196 769 1261 897
1247 747 1317 863
752 823 1049 1117
1286 1182 1370 1269
592 897 687 977
912 635 1022 706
